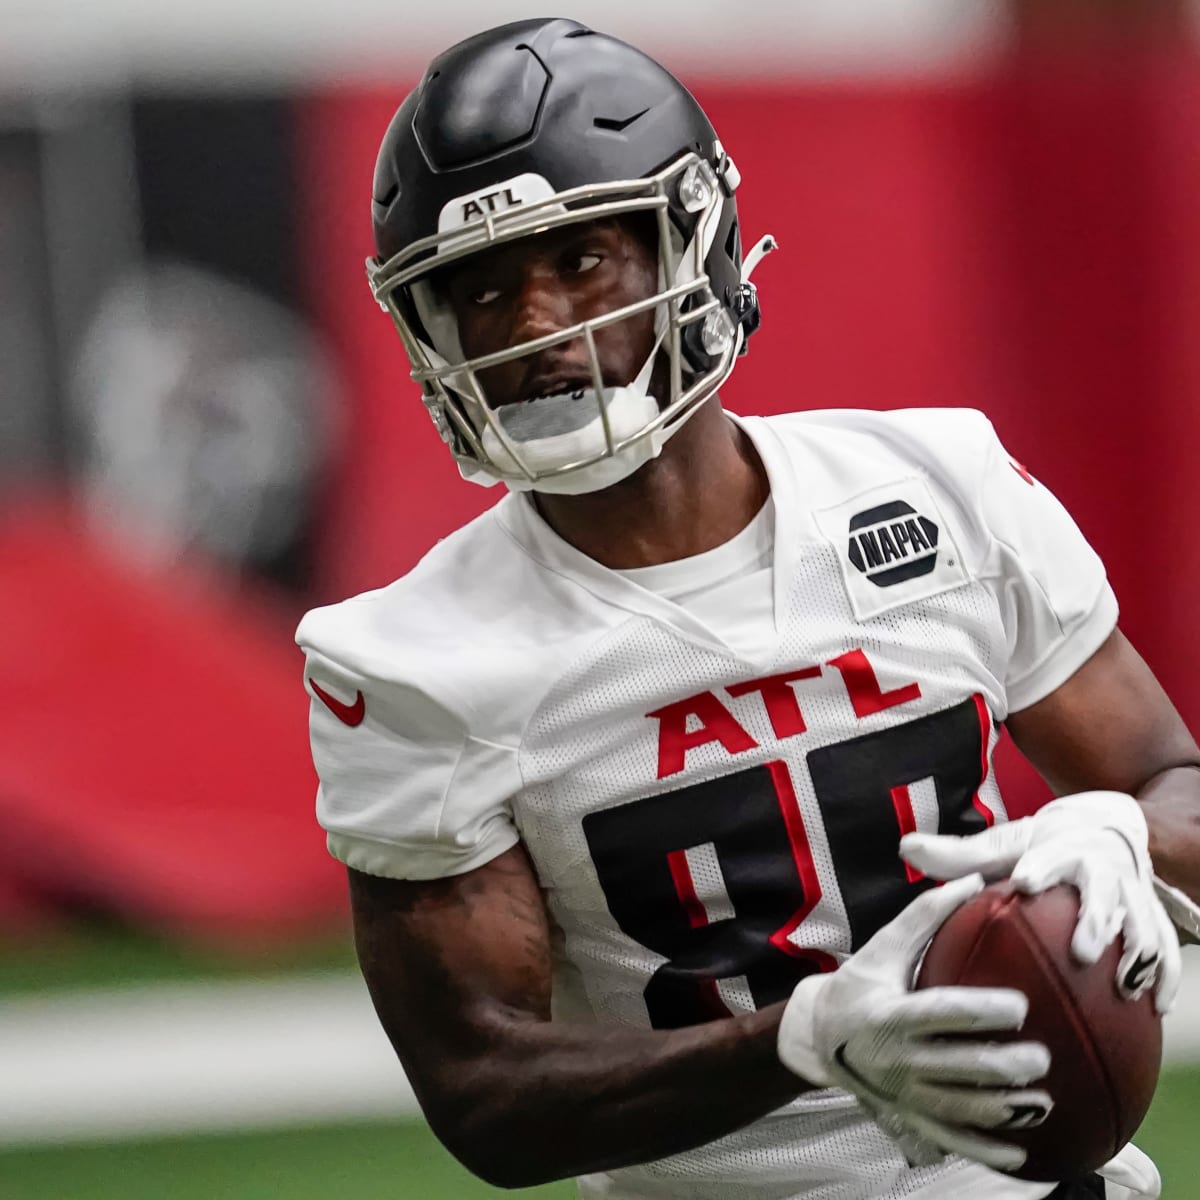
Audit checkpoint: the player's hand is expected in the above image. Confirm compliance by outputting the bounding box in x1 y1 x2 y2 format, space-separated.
1098 1142 1162 1199
901 792 1181 1015
777 873 1051 1173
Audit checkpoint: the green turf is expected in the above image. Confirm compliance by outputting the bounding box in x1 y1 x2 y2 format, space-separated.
0 925 357 995
0 1120 575 1200
1 1071 1196 1200
1134 1065 1200 1189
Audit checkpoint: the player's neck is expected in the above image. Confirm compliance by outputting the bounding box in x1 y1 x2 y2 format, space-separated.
530 399 770 570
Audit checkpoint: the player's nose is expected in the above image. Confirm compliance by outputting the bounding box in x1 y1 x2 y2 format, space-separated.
510 267 573 343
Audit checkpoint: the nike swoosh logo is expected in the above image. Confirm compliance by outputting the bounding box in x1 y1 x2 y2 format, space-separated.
1123 952 1159 994
310 680 365 727
997 1102 1050 1131
593 108 650 133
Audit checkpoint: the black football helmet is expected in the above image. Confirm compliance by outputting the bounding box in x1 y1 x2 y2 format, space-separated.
367 17 774 493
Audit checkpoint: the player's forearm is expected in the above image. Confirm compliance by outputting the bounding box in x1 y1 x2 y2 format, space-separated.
1139 763 1200 901
429 1001 812 1187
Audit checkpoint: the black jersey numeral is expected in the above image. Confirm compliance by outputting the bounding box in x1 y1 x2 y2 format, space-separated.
582 696 993 1029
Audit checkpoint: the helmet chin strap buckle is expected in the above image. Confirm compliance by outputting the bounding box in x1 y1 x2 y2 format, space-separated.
422 391 455 444
731 284 762 349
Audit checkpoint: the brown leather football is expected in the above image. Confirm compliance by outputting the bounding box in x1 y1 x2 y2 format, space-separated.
915 881 1162 1183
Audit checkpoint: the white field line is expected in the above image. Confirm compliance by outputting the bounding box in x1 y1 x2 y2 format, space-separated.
0 974 417 1146
3 959 1200 1148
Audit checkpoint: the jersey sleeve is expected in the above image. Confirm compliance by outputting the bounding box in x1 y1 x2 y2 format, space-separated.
300 642 522 881
975 425 1118 713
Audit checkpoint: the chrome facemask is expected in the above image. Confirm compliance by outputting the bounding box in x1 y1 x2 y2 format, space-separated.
366 152 773 495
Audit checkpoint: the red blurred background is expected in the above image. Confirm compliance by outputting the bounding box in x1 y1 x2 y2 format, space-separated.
3 4 1198 946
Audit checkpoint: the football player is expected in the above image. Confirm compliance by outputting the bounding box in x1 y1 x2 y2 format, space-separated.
297 19 1200 1200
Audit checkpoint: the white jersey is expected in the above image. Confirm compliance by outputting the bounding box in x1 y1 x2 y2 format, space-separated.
297 408 1117 1200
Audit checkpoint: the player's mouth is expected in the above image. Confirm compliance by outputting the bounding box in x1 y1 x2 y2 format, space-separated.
520 375 596 404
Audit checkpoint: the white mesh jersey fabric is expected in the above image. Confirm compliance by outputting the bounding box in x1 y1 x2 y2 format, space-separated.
512 528 1018 1198
297 406 1116 1200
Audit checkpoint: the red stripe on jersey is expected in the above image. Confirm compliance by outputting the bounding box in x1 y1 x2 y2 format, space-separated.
890 784 925 883
665 848 732 1021
766 761 837 972
666 849 709 931
971 693 996 827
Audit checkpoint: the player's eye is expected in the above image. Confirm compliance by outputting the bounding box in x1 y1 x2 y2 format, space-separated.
564 251 603 275
471 287 503 305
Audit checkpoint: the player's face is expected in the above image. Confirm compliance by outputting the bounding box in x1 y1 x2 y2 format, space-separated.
437 217 659 407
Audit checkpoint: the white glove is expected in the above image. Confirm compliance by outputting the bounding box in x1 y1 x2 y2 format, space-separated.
901 791 1181 1015
1098 1142 1162 1199
778 873 1051 1173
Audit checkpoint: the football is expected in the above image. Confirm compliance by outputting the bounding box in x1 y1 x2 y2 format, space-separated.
915 881 1162 1183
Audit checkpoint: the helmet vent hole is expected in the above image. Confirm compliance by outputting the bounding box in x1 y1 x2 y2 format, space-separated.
565 29 593 38
375 182 399 207
725 219 740 262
